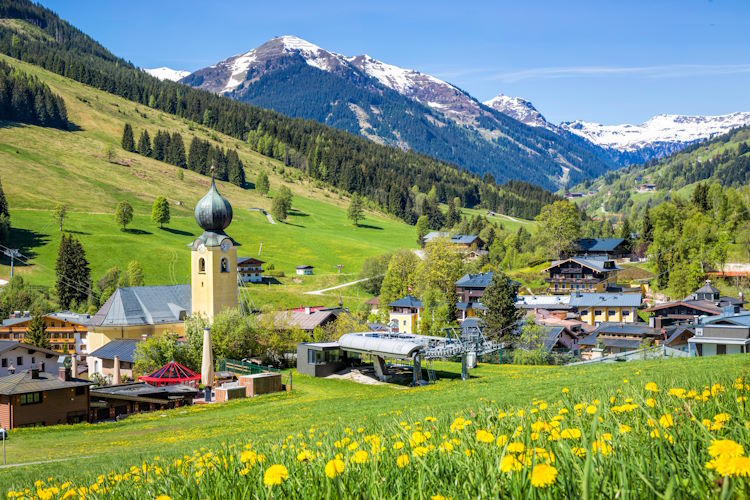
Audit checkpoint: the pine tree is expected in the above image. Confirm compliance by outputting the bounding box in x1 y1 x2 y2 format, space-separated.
121 123 135 152
482 271 522 343
0 176 9 244
151 196 170 228
152 130 170 161
26 313 50 349
167 133 187 168
115 200 134 231
347 193 364 226
137 129 152 157
55 235 91 310
415 215 429 247
641 204 653 243
226 150 245 187
256 171 270 196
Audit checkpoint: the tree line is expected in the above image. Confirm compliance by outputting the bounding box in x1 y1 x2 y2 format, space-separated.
0 59 67 129
0 0 555 223
122 124 246 188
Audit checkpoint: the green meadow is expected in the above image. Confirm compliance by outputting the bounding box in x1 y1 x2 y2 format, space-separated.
2 355 748 496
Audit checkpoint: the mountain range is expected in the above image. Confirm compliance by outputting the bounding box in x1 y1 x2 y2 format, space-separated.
151 35 750 185
172 35 614 190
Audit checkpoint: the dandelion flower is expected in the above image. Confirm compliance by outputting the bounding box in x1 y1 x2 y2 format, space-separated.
560 428 581 440
296 450 314 462
475 430 494 443
500 455 522 473
562 387 569 394
709 440 744 458
646 398 656 408
263 464 288 486
713 413 730 423
393 441 404 450
412 446 429 457
351 450 368 464
397 454 410 468
618 424 631 434
659 414 674 429
325 459 345 479
530 464 558 487
496 435 508 447
507 442 525 454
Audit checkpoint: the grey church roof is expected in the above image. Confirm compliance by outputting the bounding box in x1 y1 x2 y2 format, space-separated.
88 339 140 363
456 272 493 288
89 285 191 327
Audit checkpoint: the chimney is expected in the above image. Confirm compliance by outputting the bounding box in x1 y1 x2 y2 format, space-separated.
31 365 40 379
58 365 71 381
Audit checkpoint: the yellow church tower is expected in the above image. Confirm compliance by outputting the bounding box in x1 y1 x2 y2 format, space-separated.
190 177 238 322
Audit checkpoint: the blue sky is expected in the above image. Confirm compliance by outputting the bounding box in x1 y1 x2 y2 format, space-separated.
40 0 750 124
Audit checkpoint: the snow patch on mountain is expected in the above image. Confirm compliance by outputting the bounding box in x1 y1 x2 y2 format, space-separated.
561 112 750 152
144 67 190 81
347 54 448 96
223 51 258 92
484 93 550 129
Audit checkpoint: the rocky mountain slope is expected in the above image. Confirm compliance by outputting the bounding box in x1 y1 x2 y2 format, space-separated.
181 36 614 189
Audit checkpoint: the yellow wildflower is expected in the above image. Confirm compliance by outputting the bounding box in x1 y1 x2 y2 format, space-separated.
709 440 744 458
659 414 674 428
507 442 525 454
475 429 494 443
500 454 522 473
325 459 345 479
351 450 368 464
560 428 581 440
646 398 656 408
530 463 558 487
263 464 288 486
645 382 659 392
397 454 410 468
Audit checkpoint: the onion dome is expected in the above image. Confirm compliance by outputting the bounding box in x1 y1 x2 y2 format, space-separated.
195 177 233 233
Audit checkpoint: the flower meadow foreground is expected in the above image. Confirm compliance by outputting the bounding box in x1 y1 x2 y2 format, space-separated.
7 375 750 499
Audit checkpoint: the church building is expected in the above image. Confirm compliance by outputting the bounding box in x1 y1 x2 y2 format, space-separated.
86 179 239 359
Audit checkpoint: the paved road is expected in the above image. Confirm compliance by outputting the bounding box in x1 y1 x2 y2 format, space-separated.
249 207 275 224
305 277 375 295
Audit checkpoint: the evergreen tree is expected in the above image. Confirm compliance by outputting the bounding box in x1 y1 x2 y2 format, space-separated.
619 217 633 253
167 133 187 168
137 129 152 157
0 177 9 244
115 200 134 231
121 123 135 152
55 234 91 310
347 193 365 226
256 171 270 196
152 130 170 161
226 150 245 187
151 196 170 228
641 204 653 243
482 271 522 343
25 313 50 349
691 182 711 212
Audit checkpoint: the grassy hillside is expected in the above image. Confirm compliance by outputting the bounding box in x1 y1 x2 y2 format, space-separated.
571 126 750 219
3 355 748 496
0 54 423 308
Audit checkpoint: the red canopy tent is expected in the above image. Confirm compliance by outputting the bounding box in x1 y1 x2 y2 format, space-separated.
139 361 201 387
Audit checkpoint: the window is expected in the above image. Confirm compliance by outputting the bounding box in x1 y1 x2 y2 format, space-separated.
220 257 229 273
16 356 22 366
31 356 35 364
307 350 324 365
20 392 41 405
717 344 727 356
608 310 617 316
622 310 630 316
594 310 602 317
198 258 206 274
1 358 5 368
75 386 86 396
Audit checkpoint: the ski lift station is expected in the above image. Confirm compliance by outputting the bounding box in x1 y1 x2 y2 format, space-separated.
297 321 499 385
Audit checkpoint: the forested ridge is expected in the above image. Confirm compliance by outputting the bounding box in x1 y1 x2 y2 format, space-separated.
0 58 67 128
0 0 558 222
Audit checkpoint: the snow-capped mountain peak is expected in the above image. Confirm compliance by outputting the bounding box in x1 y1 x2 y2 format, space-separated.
144 67 190 82
484 93 550 129
560 112 750 152
347 54 451 96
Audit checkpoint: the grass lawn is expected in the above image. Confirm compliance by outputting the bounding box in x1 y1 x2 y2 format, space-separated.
2 354 749 497
0 55 417 308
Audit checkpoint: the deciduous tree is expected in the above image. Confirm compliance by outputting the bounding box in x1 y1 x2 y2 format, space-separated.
115 200 134 231
151 196 170 229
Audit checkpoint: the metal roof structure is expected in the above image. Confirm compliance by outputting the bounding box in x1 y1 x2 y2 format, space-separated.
339 333 423 359
516 295 572 310
456 272 493 288
89 285 190 327
0 370 91 395
88 339 140 364
267 307 348 331
423 232 481 246
193 177 233 248
592 322 659 336
387 296 423 308
574 238 626 253
138 361 200 386
699 312 750 327
0 340 62 358
568 292 642 308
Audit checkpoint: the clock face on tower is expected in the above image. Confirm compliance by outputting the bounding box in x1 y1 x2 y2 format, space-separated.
220 239 231 252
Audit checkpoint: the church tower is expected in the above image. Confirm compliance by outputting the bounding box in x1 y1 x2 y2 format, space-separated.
191 177 238 322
